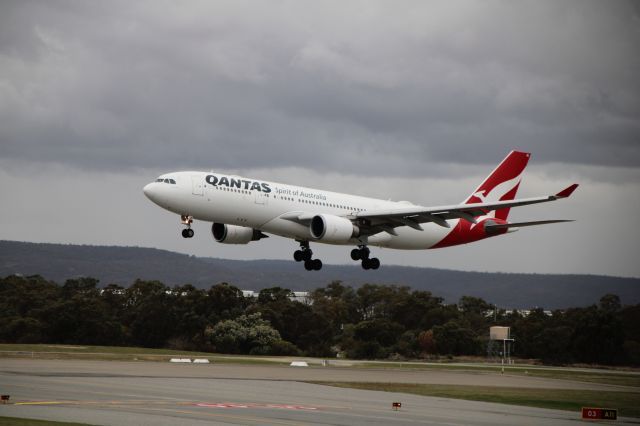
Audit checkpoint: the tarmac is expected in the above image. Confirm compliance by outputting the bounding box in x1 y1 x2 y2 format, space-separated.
0 358 637 425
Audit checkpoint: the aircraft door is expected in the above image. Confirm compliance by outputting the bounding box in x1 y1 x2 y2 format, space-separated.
191 176 204 196
254 191 268 205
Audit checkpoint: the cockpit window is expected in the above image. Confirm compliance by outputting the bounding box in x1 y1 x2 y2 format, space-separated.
156 177 177 184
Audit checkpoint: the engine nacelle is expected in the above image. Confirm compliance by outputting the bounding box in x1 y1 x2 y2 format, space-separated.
212 223 267 244
310 214 359 243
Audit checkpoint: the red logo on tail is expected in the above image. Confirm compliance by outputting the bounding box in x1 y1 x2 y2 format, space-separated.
464 151 529 221
434 151 530 248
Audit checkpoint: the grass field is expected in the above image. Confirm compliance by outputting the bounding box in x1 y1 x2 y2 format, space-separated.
0 417 94 426
314 382 640 418
356 361 640 387
0 343 285 365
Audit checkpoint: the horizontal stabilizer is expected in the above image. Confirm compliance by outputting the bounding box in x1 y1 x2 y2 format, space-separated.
485 220 575 230
555 184 579 198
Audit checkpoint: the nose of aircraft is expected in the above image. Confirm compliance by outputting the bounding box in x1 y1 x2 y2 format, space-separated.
143 183 157 201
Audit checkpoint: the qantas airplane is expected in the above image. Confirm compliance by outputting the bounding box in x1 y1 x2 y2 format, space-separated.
143 151 577 271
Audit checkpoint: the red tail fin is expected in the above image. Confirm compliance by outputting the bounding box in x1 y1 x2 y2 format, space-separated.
464 151 530 220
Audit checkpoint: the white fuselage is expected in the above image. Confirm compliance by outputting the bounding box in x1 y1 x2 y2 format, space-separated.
143 171 455 249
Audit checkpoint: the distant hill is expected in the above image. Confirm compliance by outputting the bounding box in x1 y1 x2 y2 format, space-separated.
1 240 638 309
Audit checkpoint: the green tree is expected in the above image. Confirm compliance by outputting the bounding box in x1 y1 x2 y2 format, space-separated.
0 317 44 343
619 303 640 364
510 308 550 359
600 294 621 314
567 305 624 364
311 281 360 330
206 313 292 355
346 318 404 359
391 290 446 331
206 282 247 324
417 329 436 355
433 320 481 355
253 287 333 355
167 284 210 350
458 296 492 334
124 280 175 347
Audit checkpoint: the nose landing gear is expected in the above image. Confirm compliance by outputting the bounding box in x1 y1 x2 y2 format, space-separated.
181 215 194 238
294 241 322 271
351 245 380 270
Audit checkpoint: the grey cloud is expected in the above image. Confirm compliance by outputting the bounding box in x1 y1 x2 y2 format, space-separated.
0 0 639 177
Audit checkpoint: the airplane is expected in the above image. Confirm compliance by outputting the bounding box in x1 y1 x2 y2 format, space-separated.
143 151 578 271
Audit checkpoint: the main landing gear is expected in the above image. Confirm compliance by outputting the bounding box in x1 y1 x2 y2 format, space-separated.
293 241 322 271
181 215 194 238
351 245 380 270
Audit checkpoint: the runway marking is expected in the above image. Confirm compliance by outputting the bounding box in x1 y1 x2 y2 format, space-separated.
13 399 319 411
13 400 174 406
196 402 319 410
14 401 72 405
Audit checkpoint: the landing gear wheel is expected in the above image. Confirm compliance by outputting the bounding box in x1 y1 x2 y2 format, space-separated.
353 245 371 266
360 247 370 259
352 245 370 261
295 242 322 271
362 259 371 270
302 249 313 262
358 245 379 270
180 215 194 238
370 257 380 270
180 215 194 239
313 259 323 271
350 248 361 261
304 259 314 271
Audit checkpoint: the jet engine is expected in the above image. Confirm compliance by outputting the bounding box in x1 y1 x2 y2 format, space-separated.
310 214 359 243
212 223 268 244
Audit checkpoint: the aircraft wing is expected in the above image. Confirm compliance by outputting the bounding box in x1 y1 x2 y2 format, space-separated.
353 184 578 235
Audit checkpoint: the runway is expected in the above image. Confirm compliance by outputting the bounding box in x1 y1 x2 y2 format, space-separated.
0 359 636 425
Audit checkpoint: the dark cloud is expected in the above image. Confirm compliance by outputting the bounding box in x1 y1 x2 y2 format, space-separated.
1 1 639 176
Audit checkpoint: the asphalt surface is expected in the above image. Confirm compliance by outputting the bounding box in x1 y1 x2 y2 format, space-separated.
0 359 636 425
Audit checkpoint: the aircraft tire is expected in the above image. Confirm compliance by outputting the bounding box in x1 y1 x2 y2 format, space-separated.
293 250 304 262
361 259 371 270
350 249 361 261
181 229 190 238
370 258 380 270
302 250 313 261
360 247 370 259
313 259 322 270
304 259 314 271
187 229 194 238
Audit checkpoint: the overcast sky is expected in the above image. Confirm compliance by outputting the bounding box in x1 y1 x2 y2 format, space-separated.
1 1 639 278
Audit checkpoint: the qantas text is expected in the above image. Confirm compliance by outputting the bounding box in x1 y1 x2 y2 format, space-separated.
205 175 271 193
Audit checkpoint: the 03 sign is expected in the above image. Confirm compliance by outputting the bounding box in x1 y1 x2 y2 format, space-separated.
581 407 617 420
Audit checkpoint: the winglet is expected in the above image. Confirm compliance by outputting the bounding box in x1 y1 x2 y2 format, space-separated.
555 183 579 198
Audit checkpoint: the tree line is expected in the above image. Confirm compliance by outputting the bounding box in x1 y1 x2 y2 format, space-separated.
1 275 638 365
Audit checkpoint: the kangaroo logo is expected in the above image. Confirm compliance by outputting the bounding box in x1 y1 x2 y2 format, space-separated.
469 174 522 227
471 175 522 204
